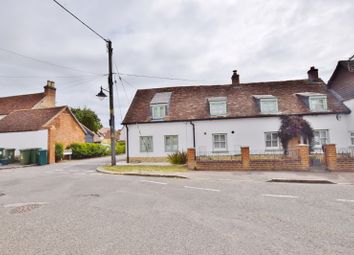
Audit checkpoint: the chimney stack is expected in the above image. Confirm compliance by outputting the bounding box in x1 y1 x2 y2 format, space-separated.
231 70 239 85
43 80 56 107
307 66 319 82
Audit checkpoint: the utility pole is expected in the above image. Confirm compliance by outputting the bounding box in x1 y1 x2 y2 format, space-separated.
52 0 117 166
107 40 116 165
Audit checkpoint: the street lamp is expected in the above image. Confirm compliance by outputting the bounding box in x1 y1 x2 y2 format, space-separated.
96 86 108 101
52 0 117 166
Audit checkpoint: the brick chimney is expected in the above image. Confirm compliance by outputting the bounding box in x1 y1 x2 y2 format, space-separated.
231 70 239 85
307 66 319 82
43 80 56 107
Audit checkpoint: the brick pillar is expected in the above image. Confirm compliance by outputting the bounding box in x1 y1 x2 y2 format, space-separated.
324 144 337 171
187 148 196 170
47 125 56 164
297 144 309 170
241 146 250 170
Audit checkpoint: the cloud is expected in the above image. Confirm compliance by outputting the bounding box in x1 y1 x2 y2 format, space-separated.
0 0 353 127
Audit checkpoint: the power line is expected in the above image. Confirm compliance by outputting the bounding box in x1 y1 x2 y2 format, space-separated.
0 74 103 79
0 47 99 75
52 0 107 42
118 72 213 83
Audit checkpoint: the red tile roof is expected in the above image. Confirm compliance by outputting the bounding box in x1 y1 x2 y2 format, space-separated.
0 106 66 132
122 79 350 124
0 93 46 115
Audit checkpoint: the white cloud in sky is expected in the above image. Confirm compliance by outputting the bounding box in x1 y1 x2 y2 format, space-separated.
0 0 353 127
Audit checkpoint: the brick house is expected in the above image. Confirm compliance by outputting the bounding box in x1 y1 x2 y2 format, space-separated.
0 81 85 163
122 67 352 162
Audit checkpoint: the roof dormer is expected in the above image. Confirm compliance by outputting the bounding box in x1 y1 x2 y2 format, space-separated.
208 97 227 116
253 95 279 114
150 92 172 120
296 92 328 112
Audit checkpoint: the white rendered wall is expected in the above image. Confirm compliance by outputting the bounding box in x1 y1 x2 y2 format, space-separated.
127 122 193 157
127 114 353 157
0 130 48 155
343 99 354 132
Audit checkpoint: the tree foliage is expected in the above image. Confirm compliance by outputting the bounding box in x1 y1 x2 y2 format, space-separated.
71 107 102 133
278 115 314 153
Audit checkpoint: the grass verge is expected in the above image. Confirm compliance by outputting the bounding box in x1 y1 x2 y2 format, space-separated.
103 165 188 172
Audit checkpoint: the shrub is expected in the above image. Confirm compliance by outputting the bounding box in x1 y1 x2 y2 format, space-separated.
68 143 109 159
167 151 187 164
55 143 64 162
115 141 126 155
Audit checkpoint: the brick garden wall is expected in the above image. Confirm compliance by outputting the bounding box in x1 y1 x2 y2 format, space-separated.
324 144 354 171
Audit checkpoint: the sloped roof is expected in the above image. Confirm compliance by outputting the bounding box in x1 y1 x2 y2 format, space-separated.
327 60 354 101
0 93 46 115
0 106 66 132
123 79 350 124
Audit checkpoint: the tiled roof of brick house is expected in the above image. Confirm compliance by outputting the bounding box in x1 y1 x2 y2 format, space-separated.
123 75 350 124
0 106 67 132
0 93 46 115
327 60 354 101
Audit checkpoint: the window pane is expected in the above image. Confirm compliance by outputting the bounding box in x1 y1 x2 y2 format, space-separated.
165 135 178 152
152 104 166 119
140 136 153 152
213 134 227 150
261 99 277 113
210 101 227 116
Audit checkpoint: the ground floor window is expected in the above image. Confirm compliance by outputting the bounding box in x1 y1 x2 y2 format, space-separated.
212 133 227 151
165 135 178 152
140 136 153 152
313 129 329 146
350 131 354 145
265 132 280 149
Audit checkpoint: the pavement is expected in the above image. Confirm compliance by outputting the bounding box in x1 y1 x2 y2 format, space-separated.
0 157 354 255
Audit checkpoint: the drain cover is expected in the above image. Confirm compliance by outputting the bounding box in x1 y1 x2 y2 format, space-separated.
10 204 41 214
80 193 100 197
0 192 5 197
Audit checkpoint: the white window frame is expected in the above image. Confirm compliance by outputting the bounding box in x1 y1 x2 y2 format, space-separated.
151 104 167 120
350 131 354 146
164 135 178 152
309 96 328 112
264 132 281 149
212 133 228 152
260 98 278 114
209 101 227 116
140 136 153 152
313 129 329 147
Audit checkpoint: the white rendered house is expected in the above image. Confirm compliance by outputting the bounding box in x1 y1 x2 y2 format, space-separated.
122 67 352 162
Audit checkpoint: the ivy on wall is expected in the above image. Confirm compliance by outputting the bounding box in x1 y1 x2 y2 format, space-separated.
278 115 314 153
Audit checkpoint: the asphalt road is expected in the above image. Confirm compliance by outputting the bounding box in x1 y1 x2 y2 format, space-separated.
0 157 354 255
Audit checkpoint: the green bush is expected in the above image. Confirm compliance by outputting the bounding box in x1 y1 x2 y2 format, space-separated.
55 143 64 162
115 141 126 155
68 143 109 159
167 151 187 164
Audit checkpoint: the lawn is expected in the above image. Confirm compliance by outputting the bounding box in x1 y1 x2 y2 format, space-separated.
103 165 188 172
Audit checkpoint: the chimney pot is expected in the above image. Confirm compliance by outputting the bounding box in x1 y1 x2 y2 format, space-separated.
307 66 319 82
231 70 240 85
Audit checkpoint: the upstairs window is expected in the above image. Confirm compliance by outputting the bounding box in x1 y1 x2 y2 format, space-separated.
260 98 278 113
151 104 167 120
208 97 227 116
253 95 278 114
150 92 172 120
309 96 327 112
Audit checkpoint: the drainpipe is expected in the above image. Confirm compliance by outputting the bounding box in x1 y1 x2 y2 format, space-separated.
190 121 196 148
125 124 129 163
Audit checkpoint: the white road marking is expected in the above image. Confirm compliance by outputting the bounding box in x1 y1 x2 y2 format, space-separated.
337 183 353 185
140 180 167 185
262 194 298 199
3 202 48 208
336 199 354 203
184 186 221 192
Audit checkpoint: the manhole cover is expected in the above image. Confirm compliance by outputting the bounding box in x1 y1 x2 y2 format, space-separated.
10 204 42 214
0 193 5 197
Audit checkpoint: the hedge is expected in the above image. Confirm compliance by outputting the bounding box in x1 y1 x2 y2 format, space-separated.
68 143 109 159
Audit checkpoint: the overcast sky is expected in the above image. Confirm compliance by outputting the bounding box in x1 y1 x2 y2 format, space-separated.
0 0 353 127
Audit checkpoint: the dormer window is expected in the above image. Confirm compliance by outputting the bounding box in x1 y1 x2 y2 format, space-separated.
309 96 327 111
296 92 328 112
208 97 227 116
150 92 172 120
253 95 278 114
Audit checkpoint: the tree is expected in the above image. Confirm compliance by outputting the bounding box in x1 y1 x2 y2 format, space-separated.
278 115 314 153
71 107 103 133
